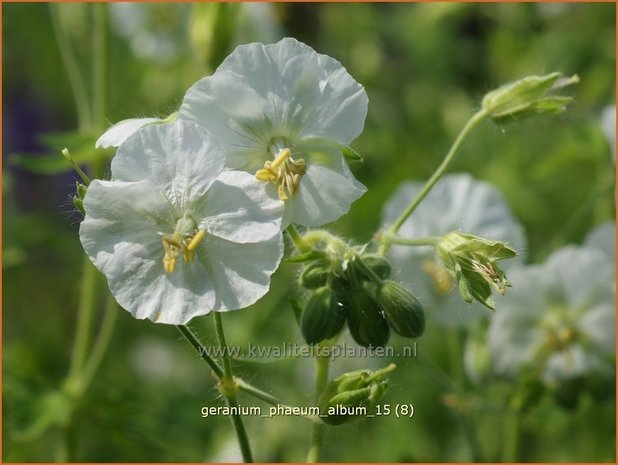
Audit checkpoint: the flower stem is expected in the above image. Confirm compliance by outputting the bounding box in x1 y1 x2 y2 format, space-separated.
176 325 224 378
68 257 98 382
381 109 488 254
76 292 118 394
286 224 310 252
213 313 253 463
49 3 92 131
380 233 439 248
307 355 330 463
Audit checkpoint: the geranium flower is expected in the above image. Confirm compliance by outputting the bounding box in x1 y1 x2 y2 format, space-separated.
381 174 526 326
80 120 284 324
487 225 615 384
178 37 368 227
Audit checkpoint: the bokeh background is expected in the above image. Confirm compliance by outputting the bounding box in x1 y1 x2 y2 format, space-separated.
3 3 615 462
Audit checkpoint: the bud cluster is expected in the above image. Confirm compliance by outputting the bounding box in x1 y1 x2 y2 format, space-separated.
296 232 425 347
318 364 395 425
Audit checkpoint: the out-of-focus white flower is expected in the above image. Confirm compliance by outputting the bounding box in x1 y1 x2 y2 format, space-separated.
179 37 368 227
584 221 615 259
381 173 526 326
80 120 284 324
487 243 615 385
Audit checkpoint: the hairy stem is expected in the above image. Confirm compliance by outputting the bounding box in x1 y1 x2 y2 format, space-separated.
307 355 330 462
213 313 253 463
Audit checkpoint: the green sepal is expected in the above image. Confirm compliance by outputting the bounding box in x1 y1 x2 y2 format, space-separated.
340 145 363 163
299 262 330 289
300 287 345 344
344 284 390 348
286 250 328 263
377 280 425 338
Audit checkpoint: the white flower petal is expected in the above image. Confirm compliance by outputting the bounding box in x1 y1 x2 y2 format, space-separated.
111 120 225 208
80 179 284 325
544 246 614 309
198 170 283 243
543 345 594 383
180 38 368 160
95 117 163 148
285 157 366 227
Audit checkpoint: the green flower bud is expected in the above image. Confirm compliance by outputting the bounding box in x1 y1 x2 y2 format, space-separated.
318 364 395 425
345 284 390 348
437 231 516 310
359 254 391 280
73 182 87 215
299 262 330 289
301 287 345 344
482 72 579 124
377 280 425 338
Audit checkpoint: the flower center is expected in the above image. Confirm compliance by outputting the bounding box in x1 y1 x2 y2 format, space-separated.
161 213 206 273
255 148 307 201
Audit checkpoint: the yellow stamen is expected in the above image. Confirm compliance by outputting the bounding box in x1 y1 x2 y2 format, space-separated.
256 168 277 182
161 228 206 272
271 148 291 168
255 148 307 201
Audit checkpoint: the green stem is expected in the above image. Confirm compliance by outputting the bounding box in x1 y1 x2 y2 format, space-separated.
49 4 92 131
380 233 439 248
503 408 521 462
68 257 98 381
382 109 488 254
307 355 330 463
76 292 118 394
286 224 310 252
213 313 253 463
176 325 224 378
92 3 107 133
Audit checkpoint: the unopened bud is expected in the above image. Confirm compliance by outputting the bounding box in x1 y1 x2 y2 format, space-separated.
377 280 425 338
359 253 391 280
482 72 579 124
300 287 345 344
299 262 330 289
318 364 395 425
345 284 390 348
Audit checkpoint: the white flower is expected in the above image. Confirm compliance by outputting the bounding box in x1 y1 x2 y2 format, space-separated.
487 242 615 385
95 116 173 149
179 37 368 227
381 174 526 327
80 120 284 324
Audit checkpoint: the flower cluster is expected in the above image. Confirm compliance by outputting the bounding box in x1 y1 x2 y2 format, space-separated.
295 230 425 347
83 38 368 324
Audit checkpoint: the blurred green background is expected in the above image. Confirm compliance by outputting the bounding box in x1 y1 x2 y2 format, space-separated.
3 2 615 462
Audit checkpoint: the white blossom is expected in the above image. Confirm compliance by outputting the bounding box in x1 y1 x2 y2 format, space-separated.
179 37 368 227
81 120 284 324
